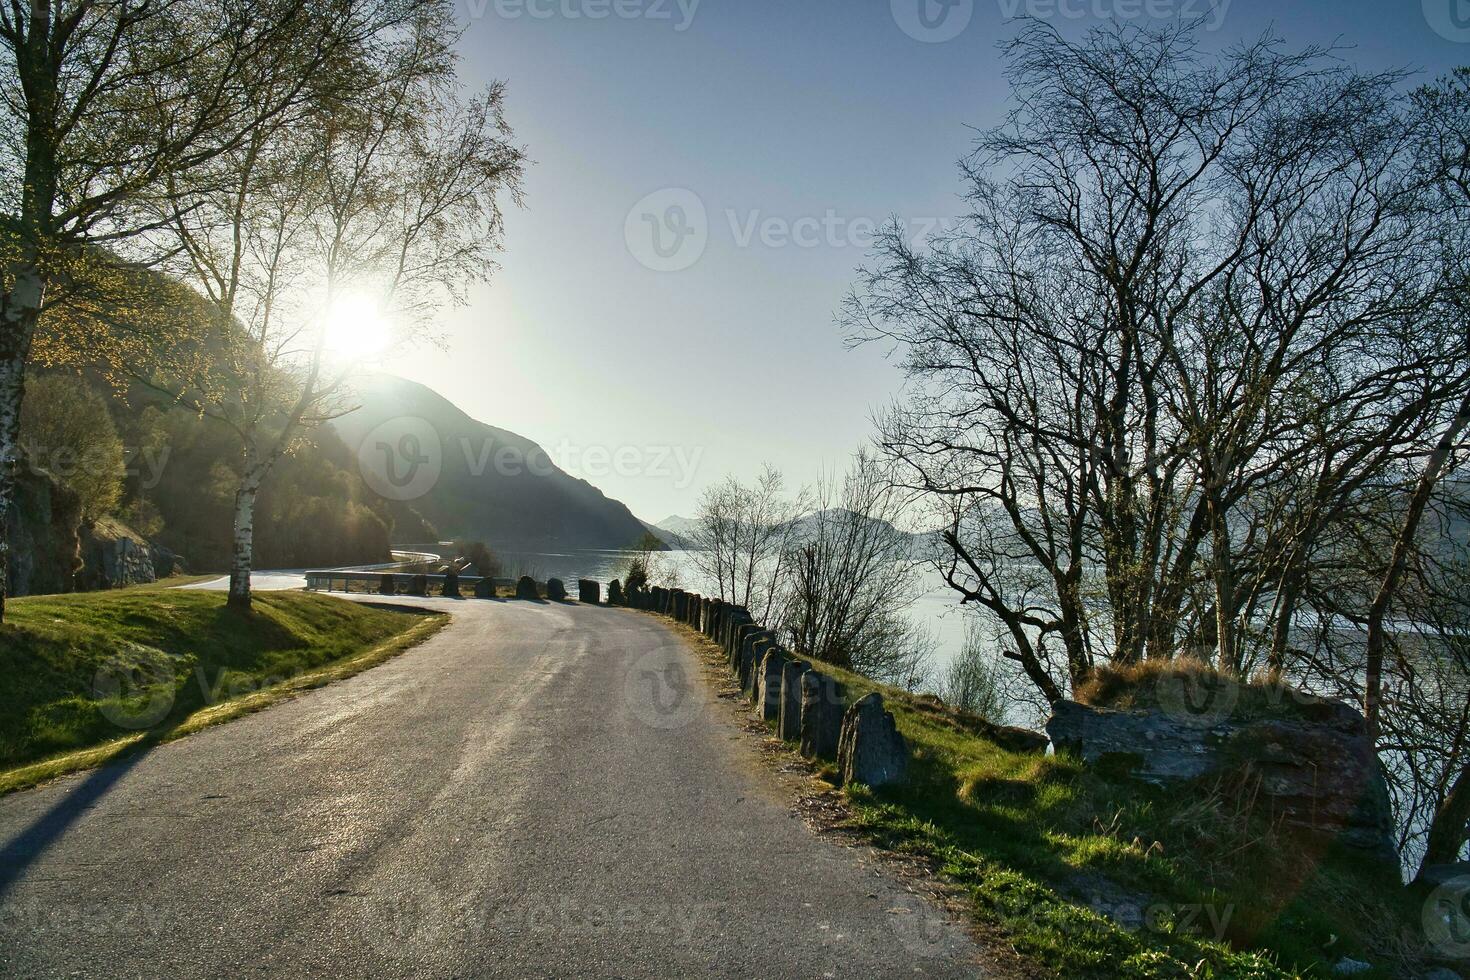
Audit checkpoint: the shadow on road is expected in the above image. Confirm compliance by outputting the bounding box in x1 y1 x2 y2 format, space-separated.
0 738 162 898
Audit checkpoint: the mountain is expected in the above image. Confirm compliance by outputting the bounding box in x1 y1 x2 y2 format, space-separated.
331 375 655 551
637 517 693 549
639 510 933 558
655 515 700 537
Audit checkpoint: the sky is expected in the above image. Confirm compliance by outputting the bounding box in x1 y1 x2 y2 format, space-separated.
388 0 1470 526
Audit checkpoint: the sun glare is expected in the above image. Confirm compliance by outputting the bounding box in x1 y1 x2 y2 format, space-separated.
324 293 392 357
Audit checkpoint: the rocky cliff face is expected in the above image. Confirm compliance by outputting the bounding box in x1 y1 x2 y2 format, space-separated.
5 458 83 597
1047 697 1397 866
77 519 161 590
5 462 182 597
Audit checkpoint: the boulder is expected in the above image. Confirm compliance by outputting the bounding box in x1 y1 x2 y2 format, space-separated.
579 579 600 604
756 647 790 721
442 570 460 598
838 693 909 789
800 671 846 761
149 543 184 578
607 579 624 605
79 521 157 590
474 577 496 598
779 659 811 741
379 574 397 596
546 578 568 601
1046 698 1397 862
408 574 428 597
909 695 1048 754
515 576 539 600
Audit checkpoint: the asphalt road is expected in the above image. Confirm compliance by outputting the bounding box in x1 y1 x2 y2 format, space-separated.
0 596 987 978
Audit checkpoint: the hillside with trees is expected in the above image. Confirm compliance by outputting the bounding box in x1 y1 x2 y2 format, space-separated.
333 373 654 551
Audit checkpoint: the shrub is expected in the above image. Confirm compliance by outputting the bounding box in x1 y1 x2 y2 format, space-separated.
454 539 501 578
938 620 1006 722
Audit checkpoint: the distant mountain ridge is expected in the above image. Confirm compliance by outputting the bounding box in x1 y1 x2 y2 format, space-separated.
642 509 933 558
331 375 656 552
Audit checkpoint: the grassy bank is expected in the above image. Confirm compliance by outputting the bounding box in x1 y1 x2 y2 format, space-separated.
676 623 1418 980
0 585 447 794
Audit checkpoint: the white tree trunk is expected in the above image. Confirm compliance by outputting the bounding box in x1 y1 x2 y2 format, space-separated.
227 464 268 609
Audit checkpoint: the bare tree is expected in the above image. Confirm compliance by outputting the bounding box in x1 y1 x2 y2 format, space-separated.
687 464 806 624
845 20 1464 705
781 452 934 681
938 618 1008 722
149 3 523 608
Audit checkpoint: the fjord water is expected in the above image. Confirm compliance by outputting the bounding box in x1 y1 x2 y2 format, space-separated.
491 547 973 676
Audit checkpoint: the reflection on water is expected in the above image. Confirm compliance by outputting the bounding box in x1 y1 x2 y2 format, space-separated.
484 548 973 672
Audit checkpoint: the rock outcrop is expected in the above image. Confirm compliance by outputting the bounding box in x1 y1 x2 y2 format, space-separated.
838 693 910 788
5 459 82 597
77 519 157 590
1046 696 1396 863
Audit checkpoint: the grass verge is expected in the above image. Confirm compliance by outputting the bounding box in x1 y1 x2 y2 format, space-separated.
668 619 1418 980
0 586 448 796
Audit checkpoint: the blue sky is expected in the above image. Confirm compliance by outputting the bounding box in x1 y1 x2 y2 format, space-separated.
390 0 1470 524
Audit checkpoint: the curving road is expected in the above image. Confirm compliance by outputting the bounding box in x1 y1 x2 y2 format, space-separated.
0 596 987 978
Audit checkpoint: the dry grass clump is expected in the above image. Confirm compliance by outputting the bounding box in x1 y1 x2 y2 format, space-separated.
1074 657 1345 724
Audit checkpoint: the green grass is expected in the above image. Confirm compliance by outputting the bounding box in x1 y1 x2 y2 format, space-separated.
676 623 1417 980
0 584 447 793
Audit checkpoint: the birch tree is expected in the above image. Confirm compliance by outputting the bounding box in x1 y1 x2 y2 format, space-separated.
782 452 933 680
688 464 806 625
152 3 524 608
0 0 405 618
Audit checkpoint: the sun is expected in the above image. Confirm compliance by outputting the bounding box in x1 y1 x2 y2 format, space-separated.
323 292 392 356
